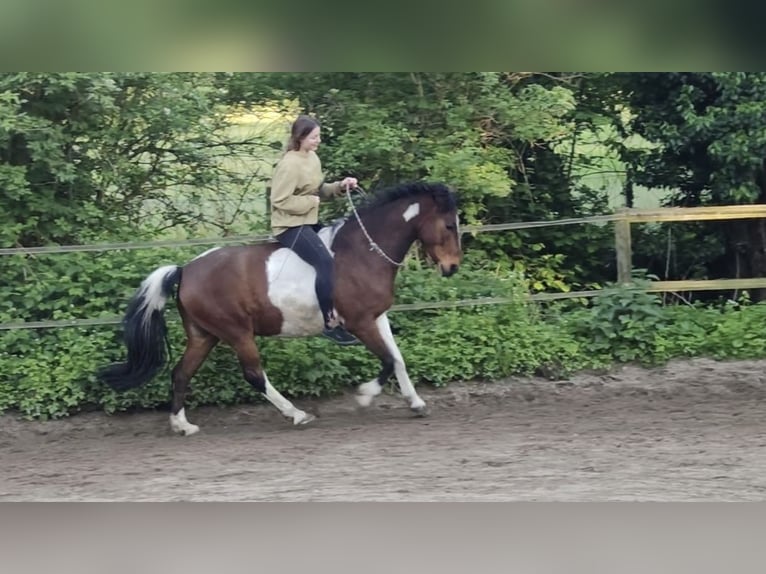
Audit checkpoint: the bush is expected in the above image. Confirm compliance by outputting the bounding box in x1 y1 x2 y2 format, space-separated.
5 253 766 419
566 277 667 363
566 281 766 366
0 255 590 418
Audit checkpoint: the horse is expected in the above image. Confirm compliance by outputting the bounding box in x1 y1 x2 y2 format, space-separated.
97 181 462 435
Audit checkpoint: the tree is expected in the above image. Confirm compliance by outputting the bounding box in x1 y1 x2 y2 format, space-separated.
612 72 766 296
217 72 617 290
219 73 580 220
0 72 272 248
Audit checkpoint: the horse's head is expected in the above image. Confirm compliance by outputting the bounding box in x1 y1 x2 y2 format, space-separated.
349 182 463 276
414 184 462 277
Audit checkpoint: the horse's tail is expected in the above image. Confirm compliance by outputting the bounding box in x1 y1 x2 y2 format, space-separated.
98 264 183 391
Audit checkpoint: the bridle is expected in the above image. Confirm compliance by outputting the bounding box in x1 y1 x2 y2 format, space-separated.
344 185 406 267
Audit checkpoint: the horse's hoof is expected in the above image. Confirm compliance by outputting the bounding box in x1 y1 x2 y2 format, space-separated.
170 410 200 436
293 412 316 425
176 424 200 436
409 396 427 417
356 393 374 408
356 381 381 407
410 404 429 417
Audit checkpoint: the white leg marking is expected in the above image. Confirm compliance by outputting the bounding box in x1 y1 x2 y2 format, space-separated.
356 379 382 407
169 408 200 436
375 314 425 411
403 202 420 222
263 373 315 425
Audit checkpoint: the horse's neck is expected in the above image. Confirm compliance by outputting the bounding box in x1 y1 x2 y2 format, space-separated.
359 202 417 259
338 200 418 274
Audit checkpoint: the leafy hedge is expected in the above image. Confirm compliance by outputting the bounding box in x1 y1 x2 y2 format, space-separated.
4 250 766 419
562 280 766 364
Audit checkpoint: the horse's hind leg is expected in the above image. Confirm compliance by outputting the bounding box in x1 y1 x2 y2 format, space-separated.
169 324 219 436
231 337 315 426
351 313 427 415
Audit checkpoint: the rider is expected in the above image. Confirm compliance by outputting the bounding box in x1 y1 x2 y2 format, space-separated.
269 114 359 345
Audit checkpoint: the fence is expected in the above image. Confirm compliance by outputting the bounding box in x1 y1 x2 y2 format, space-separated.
3 205 766 330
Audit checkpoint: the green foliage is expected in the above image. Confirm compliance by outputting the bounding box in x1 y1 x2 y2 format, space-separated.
655 301 766 361
616 72 766 204
6 252 766 419
0 255 588 419
389 262 589 382
630 220 727 284
0 72 276 247
227 73 578 226
568 276 666 362
600 72 766 291
2 72 614 307
0 248 201 324
566 274 766 366
7 73 766 421
394 304 590 385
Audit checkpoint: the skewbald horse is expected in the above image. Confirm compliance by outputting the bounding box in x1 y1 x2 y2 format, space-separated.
98 182 462 435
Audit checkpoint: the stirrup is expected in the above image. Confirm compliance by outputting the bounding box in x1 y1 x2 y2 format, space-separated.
322 325 360 346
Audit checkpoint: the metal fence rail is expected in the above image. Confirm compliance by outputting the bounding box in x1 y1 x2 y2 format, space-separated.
3 205 766 330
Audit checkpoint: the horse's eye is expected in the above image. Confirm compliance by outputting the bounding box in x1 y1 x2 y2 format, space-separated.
446 224 456 230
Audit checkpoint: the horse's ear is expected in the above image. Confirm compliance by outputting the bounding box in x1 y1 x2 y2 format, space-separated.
431 183 458 212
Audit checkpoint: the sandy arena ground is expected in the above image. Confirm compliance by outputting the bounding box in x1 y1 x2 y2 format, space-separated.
2 357 766 501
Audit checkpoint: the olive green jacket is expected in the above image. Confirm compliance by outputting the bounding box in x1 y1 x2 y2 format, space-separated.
269 150 343 235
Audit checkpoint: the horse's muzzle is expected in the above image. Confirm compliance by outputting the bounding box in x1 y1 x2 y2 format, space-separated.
441 263 459 277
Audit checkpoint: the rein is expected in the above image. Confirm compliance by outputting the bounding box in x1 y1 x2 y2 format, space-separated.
344 185 406 267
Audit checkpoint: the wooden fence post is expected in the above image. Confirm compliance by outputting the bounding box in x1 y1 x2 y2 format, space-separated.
615 211 633 285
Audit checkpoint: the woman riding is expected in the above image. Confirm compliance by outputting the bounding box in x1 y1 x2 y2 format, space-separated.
269 114 359 345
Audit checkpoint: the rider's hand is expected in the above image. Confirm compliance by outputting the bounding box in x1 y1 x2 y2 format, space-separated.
340 177 358 191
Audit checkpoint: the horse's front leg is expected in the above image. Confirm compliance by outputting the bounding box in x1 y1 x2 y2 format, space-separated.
350 313 427 415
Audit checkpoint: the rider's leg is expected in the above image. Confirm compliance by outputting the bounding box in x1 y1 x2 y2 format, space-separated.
276 225 335 322
275 225 358 345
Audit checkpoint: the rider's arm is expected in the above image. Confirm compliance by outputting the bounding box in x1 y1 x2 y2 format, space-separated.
319 180 343 199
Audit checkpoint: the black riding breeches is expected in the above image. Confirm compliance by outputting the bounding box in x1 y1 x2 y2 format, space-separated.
275 225 336 325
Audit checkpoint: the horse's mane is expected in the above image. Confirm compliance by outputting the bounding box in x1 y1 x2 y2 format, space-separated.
357 181 458 214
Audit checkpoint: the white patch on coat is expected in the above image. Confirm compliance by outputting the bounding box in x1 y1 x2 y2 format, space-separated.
403 202 420 222
266 223 344 337
455 214 461 249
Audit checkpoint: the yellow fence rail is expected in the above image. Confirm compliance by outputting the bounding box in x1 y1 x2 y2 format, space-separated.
613 204 766 287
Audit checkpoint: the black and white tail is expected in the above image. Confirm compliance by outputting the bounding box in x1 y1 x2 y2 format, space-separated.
98 265 182 391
